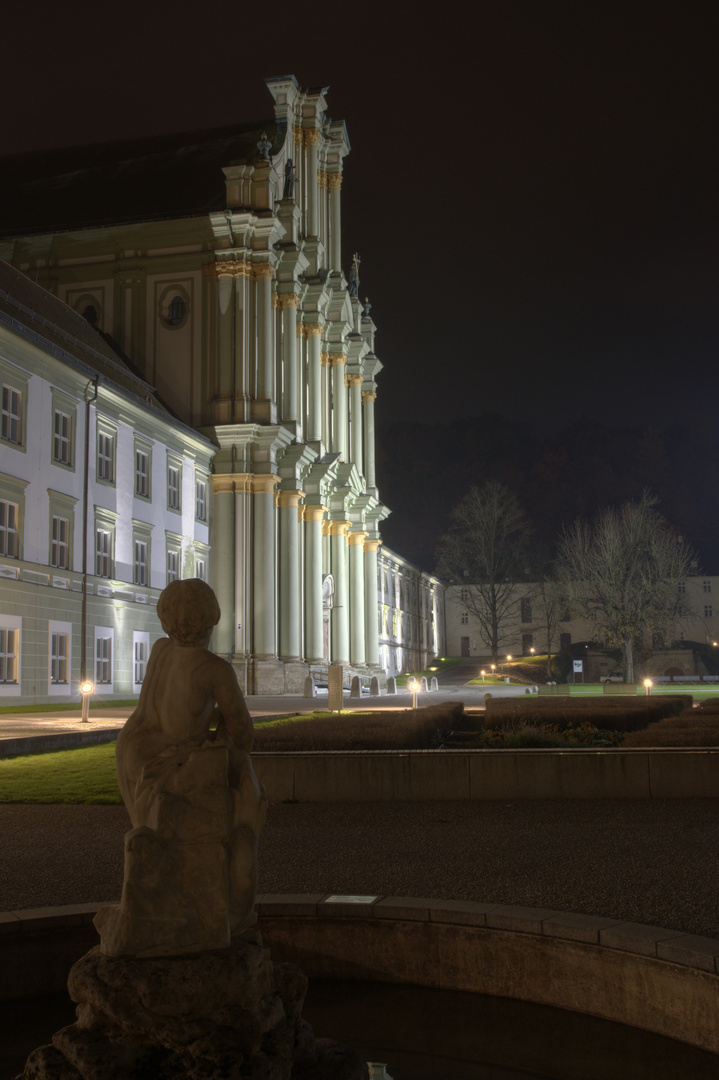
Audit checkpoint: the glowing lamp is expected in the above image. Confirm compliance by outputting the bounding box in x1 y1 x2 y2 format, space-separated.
644 678 653 697
80 680 94 724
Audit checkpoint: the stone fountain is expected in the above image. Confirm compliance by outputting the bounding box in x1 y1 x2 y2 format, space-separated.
18 579 366 1080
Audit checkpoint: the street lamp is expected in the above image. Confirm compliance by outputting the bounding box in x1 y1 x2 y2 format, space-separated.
529 647 535 655
409 678 419 710
480 669 486 683
644 678 653 697
491 664 496 677
80 681 94 723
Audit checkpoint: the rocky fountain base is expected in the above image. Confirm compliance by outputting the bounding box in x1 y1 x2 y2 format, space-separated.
19 935 365 1080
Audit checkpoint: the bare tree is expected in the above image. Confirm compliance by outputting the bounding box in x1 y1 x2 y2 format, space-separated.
532 577 566 681
436 481 532 662
556 492 696 683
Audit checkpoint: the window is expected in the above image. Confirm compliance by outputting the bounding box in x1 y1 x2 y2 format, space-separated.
134 540 148 586
2 386 22 444
461 611 469 625
97 432 114 482
0 628 18 684
167 295 186 326
522 633 533 655
521 597 532 623
168 461 181 511
195 558 206 581
195 476 207 521
193 541 209 583
96 635 112 684
705 605 713 618
53 410 72 464
133 632 149 688
460 586 469 602
678 581 686 594
136 450 149 497
51 516 69 569
96 530 112 577
0 500 19 557
704 581 712 594
167 549 179 583
50 632 69 684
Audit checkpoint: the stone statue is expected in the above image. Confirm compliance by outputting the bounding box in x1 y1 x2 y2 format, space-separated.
348 253 360 298
95 579 267 958
283 158 295 199
362 297 372 317
256 131 272 162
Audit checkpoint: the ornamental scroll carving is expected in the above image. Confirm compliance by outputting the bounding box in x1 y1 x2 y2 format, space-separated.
252 263 275 280
327 352 347 366
275 293 300 311
361 391 378 403
303 128 320 147
345 373 363 388
328 172 343 190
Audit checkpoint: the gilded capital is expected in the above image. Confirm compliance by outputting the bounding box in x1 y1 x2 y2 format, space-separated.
305 322 323 338
277 490 305 509
304 128 320 147
347 530 368 546
328 352 347 366
276 293 300 311
328 520 351 537
345 373 363 388
328 172 343 190
317 170 329 189
293 124 303 144
252 263 275 280
204 260 251 280
250 474 280 495
213 472 251 494
363 538 382 553
321 520 331 536
302 505 328 522
320 351 331 366
361 390 378 403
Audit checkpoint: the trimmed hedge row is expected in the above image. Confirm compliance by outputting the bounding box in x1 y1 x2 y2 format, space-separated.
252 703 466 751
483 695 691 734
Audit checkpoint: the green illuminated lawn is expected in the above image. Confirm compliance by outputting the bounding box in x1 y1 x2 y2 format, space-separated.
0 742 122 804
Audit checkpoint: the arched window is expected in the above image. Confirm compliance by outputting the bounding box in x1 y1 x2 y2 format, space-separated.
167 296 186 326
82 305 98 326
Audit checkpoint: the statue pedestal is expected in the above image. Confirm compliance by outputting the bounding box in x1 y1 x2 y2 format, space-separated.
19 938 367 1080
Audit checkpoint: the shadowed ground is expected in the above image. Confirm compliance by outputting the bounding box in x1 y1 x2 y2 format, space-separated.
2 798 719 939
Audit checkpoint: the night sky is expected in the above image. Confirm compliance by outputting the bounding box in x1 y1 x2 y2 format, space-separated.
4 1 716 433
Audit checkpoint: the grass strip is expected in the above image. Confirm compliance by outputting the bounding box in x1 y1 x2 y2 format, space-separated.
0 742 122 804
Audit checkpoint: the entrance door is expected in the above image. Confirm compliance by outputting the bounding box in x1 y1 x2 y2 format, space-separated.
461 636 470 657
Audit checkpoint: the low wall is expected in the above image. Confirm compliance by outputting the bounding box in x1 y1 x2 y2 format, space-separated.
252 748 719 801
3 898 719 1056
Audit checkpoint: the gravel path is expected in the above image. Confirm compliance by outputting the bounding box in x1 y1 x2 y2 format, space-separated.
3 799 719 938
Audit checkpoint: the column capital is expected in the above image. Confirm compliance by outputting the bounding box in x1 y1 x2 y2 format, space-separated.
277 490 305 509
328 172 343 190
328 520 351 537
320 351 331 366
328 352 347 366
363 538 382 553
293 124 303 144
204 260 252 280
302 504 328 522
299 321 324 338
361 390 377 403
345 373 363 388
317 170 329 189
276 293 300 311
252 263 275 280
304 127 320 147
250 474 280 495
213 473 251 494
347 530 368 546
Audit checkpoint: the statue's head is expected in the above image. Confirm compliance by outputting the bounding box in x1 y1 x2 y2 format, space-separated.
157 579 221 646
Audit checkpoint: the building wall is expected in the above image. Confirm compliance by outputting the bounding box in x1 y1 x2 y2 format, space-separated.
0 325 214 705
377 547 445 676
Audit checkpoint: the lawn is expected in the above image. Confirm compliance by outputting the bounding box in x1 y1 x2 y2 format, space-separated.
0 742 122 803
394 656 466 688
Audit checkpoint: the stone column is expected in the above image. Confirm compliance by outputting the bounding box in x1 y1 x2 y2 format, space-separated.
363 538 381 669
251 474 279 657
216 264 235 403
330 354 348 459
234 475 252 657
348 530 368 666
254 264 274 401
362 390 377 489
329 521 351 665
278 490 304 659
305 128 320 237
347 374 363 474
306 324 323 441
320 353 330 447
303 506 326 664
212 475 236 656
328 172 342 272
279 294 300 422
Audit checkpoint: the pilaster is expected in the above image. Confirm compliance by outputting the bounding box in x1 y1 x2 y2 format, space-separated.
328 519 351 665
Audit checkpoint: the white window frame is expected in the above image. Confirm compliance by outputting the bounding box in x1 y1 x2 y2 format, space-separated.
51 515 69 569
2 385 22 445
94 627 114 693
0 499 19 558
0 615 21 696
167 454 182 513
134 434 153 501
94 506 118 580
48 619 72 695
97 431 114 483
134 539 148 586
132 630 150 692
166 548 179 583
195 475 207 521
53 409 72 465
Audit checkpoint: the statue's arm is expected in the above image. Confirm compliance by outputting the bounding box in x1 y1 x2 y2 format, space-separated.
212 661 253 752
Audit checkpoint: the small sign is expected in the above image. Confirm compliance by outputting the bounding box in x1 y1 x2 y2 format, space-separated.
573 660 583 672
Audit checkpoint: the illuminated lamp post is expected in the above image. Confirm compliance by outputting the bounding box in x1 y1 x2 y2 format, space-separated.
480 669 486 683
644 678 653 697
409 677 419 710
80 681 94 724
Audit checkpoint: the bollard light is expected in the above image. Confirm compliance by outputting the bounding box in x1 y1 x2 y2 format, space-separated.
409 678 419 710
644 678 653 697
80 680 94 723
507 654 512 663
481 669 486 683
529 647 535 655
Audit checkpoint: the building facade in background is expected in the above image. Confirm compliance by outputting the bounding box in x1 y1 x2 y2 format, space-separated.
0 76 445 700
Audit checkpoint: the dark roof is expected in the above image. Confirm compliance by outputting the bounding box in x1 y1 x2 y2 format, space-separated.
0 120 284 237
0 258 169 413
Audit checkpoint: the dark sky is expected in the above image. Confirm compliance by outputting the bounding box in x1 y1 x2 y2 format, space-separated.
2 1 717 433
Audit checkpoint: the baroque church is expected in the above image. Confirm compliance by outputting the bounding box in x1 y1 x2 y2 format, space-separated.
0 76 444 699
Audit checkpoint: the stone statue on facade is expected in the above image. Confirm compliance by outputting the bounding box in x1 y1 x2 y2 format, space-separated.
283 158 296 199
257 131 272 162
362 297 372 318
348 253 360 298
18 579 367 1080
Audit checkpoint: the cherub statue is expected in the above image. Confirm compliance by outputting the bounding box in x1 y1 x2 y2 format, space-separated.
95 579 267 957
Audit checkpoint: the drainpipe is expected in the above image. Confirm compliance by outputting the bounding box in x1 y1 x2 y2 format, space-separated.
81 377 99 684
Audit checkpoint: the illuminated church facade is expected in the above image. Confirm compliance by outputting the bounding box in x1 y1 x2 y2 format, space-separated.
0 76 443 698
